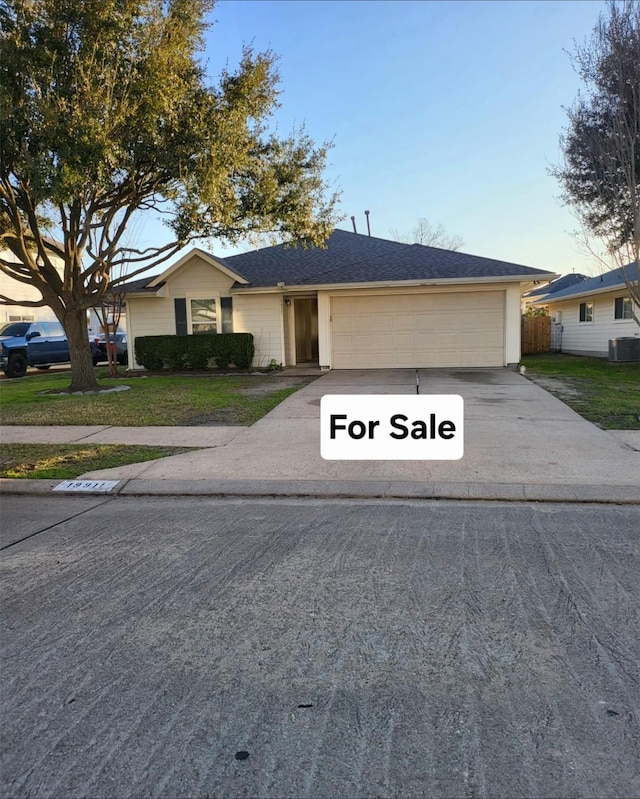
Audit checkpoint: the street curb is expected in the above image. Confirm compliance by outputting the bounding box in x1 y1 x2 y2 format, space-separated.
1 478 639 504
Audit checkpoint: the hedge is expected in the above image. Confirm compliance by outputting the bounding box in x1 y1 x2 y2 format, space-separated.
134 333 255 371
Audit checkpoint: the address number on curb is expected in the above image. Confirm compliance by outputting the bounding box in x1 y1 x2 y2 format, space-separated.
53 480 120 493
321 395 464 460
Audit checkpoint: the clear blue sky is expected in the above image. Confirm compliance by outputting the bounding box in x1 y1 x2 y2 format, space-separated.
137 0 606 276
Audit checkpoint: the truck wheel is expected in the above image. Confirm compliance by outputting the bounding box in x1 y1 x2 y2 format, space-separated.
6 354 28 378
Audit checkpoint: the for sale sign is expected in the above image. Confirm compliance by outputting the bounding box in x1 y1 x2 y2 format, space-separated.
321 395 464 460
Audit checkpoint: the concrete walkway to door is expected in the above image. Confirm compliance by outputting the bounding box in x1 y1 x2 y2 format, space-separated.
59 367 640 503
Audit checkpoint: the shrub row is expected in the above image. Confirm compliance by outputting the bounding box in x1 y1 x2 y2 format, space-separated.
134 334 255 371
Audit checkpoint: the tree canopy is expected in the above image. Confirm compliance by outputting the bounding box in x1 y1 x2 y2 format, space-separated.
553 0 640 319
0 0 339 389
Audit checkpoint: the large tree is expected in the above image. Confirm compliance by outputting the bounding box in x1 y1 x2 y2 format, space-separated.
0 0 339 390
553 0 640 324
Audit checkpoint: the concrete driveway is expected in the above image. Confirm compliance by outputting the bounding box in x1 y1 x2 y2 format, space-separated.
82 368 640 494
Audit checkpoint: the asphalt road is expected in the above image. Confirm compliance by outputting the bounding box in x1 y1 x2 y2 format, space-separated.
1 496 638 799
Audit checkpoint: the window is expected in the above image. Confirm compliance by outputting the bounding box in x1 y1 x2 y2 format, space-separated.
28 323 46 338
0 322 30 336
190 299 217 334
614 296 632 320
44 322 64 337
8 314 34 322
579 302 593 322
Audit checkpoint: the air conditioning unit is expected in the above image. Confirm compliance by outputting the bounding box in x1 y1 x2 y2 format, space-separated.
608 337 640 362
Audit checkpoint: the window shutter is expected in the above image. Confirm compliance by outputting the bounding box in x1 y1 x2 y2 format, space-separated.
174 298 188 335
221 297 233 333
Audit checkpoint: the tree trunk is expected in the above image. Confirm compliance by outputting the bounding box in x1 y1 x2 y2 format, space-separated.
63 308 99 392
105 318 119 377
107 337 118 377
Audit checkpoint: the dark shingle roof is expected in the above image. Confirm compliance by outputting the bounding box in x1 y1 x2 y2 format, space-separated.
534 263 639 302
121 229 555 293
119 276 164 294
524 273 588 299
222 229 408 286
224 229 553 287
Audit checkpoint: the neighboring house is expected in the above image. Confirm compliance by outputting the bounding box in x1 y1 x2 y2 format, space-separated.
0 248 61 325
521 272 587 312
531 264 639 357
122 229 556 371
1 247 126 335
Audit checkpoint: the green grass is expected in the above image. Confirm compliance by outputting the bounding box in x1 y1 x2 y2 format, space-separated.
0 370 315 427
522 353 640 429
0 443 191 479
0 369 316 478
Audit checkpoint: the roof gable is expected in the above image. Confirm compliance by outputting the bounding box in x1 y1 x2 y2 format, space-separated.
148 247 249 288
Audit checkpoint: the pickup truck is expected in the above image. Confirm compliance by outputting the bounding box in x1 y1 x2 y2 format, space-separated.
0 321 99 378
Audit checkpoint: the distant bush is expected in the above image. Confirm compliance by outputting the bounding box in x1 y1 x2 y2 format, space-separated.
134 334 255 371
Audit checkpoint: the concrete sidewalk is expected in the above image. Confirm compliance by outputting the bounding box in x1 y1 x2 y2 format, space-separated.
1 424 244 448
2 368 638 502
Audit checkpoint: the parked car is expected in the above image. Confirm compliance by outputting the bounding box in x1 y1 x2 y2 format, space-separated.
95 331 128 365
0 321 99 378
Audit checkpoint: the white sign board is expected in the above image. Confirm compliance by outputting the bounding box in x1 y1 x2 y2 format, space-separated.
53 480 120 493
321 395 464 460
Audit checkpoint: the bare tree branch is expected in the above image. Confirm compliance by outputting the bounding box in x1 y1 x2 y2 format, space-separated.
390 218 465 251
552 0 640 322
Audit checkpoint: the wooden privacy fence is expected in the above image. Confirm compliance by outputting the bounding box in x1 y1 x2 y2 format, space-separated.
521 316 551 354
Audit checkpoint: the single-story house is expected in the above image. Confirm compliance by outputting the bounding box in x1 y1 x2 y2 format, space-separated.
122 229 557 371
531 263 639 357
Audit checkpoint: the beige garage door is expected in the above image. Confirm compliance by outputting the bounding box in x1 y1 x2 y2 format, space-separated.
331 291 505 368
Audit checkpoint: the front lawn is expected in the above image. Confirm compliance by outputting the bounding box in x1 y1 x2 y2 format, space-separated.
0 443 191 479
0 370 316 427
522 353 640 429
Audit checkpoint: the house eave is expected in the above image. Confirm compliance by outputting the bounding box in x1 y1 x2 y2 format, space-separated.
123 290 162 299
532 281 631 305
232 273 559 294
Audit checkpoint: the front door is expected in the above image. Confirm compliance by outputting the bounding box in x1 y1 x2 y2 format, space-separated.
294 298 319 363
